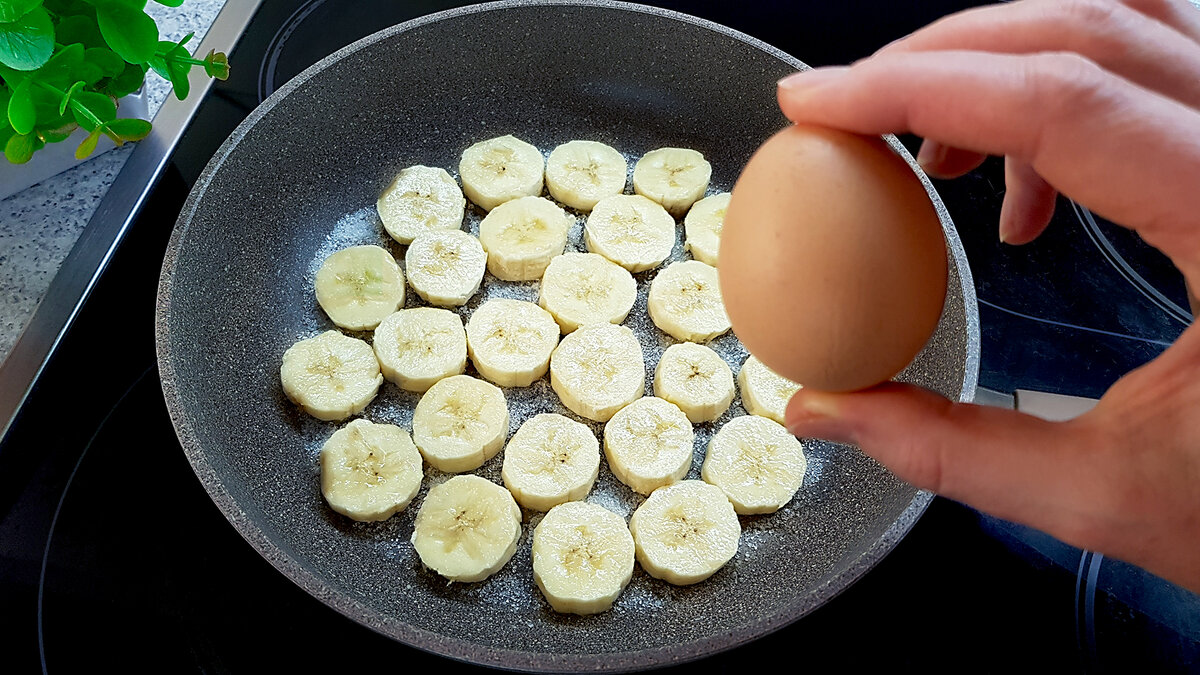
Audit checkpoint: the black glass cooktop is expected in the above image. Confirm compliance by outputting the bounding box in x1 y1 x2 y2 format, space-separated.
2 1 1198 672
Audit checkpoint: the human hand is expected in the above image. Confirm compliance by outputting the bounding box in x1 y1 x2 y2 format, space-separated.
776 0 1200 592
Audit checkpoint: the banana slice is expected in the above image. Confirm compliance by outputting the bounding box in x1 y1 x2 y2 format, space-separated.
320 419 423 522
545 140 627 211
411 474 522 583
632 147 712 218
501 413 600 511
603 396 694 495
411 374 509 473
466 298 560 387
647 260 731 342
738 355 803 425
376 165 466 244
314 245 405 331
653 342 735 423
405 230 487 307
459 134 545 211
701 415 807 515
537 252 637 333
550 323 645 422
478 196 573 281
280 330 383 421
373 307 467 393
683 192 730 266
629 480 740 585
584 194 675 273
532 501 635 615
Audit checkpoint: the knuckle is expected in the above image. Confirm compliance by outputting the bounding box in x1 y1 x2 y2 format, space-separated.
1056 0 1123 28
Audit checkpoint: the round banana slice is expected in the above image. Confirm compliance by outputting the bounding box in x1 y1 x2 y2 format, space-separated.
405 230 487 307
501 413 600 511
632 147 712 218
373 307 467 393
532 501 635 615
603 396 694 495
653 342 735 423
411 374 509 473
683 192 730 266
314 245 405 331
320 419 423 522
466 298 560 388
538 252 637 333
701 415 807 515
629 480 740 585
376 165 466 244
545 140 627 211
280 330 383 421
584 194 675 273
550 323 645 422
459 134 545 211
478 196 573 281
738 354 803 425
647 260 731 343
411 474 522 583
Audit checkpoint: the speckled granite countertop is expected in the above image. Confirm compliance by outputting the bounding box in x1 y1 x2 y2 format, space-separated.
0 0 228 363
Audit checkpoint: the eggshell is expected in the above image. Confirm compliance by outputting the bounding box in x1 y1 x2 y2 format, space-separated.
718 124 947 392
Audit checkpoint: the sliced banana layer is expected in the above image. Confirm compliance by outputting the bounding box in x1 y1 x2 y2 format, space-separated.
320 419 423 522
584 194 675 273
281 330 383 421
501 413 600 511
412 374 509 473
702 415 807 515
604 396 694 495
653 342 735 423
629 480 740 585
373 307 467 393
545 140 627 211
532 501 635 615
405 230 487 307
738 355 803 425
647 260 731 343
314 245 405 331
632 147 711 218
411 474 522 583
459 134 545 211
538 252 637 333
466 298 560 387
376 165 466 244
683 192 729 266
478 196 572 281
550 323 645 422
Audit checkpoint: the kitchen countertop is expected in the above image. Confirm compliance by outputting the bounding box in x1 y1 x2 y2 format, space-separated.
0 0 228 364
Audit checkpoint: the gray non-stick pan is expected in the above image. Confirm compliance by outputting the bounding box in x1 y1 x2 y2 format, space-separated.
156 1 979 671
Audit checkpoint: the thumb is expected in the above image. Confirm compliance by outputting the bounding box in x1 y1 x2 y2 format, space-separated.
785 383 1104 544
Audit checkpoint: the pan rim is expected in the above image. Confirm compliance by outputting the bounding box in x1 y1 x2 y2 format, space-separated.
155 0 981 671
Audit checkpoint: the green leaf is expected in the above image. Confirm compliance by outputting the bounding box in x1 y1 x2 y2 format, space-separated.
150 38 189 99
0 0 41 23
35 41 83 87
105 116 148 141
69 89 114 130
152 0 183 6
7 78 34 133
95 3 157 64
202 49 228 80
84 46 123 77
43 0 92 15
58 79 83 115
0 6 53 71
36 120 76 143
5 130 35 163
74 126 99 159
55 14 105 50
102 60 143 98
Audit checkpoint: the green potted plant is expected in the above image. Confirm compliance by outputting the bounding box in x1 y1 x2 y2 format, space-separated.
0 0 228 195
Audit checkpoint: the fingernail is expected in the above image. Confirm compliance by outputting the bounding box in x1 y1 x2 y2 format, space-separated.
777 66 850 92
786 392 857 444
916 140 949 176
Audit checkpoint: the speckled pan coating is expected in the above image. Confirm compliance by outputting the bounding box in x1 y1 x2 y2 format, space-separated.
155 1 980 671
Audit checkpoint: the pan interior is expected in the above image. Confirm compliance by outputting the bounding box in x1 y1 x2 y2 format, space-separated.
158 2 976 669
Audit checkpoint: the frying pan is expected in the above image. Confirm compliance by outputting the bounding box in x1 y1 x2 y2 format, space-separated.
155 1 980 671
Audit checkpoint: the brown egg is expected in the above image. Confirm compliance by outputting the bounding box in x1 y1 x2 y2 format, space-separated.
719 124 947 392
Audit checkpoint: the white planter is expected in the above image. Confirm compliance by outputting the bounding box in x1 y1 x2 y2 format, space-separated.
0 87 149 201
